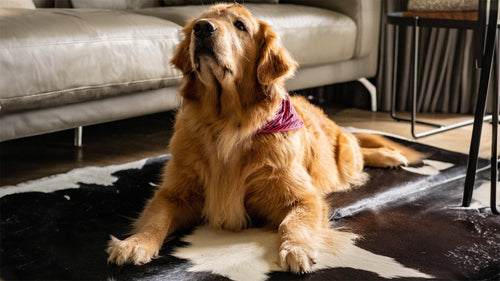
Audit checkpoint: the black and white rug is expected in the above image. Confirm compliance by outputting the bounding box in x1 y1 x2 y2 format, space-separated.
1 136 499 281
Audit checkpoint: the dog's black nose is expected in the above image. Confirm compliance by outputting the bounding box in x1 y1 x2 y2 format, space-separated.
193 19 217 39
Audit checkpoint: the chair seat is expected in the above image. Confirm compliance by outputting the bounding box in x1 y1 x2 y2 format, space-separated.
407 0 478 12
402 11 478 21
387 11 479 28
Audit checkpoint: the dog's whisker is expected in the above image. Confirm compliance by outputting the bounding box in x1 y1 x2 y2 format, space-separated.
200 0 209 11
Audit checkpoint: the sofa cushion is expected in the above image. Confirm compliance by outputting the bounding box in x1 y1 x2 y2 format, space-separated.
162 0 278 5
136 5 205 26
0 0 35 9
137 4 356 68
71 0 163 9
247 4 356 67
181 0 278 4
407 0 478 12
0 8 182 113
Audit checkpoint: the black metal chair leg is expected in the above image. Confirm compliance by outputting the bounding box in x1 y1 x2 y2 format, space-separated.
411 22 420 138
491 85 499 214
390 25 399 120
491 33 499 215
463 2 499 209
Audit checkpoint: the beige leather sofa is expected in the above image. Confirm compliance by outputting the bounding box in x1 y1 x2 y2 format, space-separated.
0 0 381 143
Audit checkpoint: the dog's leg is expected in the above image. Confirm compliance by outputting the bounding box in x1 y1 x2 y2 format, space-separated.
355 133 424 167
107 190 174 265
360 147 410 167
335 132 368 187
277 182 327 274
107 165 203 265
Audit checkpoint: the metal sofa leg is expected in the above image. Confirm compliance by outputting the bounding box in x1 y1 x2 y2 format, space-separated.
357 77 377 112
74 126 83 147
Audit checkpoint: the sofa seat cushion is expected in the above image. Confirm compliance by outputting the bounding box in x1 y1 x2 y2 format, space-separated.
0 8 182 113
137 4 357 68
0 0 36 9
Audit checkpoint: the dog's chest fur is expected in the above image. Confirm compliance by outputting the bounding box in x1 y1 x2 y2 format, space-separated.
192 119 256 231
202 157 251 231
178 102 291 231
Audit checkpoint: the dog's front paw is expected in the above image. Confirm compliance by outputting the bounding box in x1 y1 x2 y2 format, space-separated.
278 243 318 274
107 235 160 265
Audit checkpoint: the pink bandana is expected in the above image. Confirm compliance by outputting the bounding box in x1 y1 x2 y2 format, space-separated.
256 96 304 134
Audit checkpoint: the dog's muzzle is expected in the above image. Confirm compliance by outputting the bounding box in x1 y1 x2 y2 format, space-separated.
193 19 218 59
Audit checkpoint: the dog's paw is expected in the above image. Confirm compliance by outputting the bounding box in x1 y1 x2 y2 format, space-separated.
278 243 318 274
106 235 160 265
379 148 409 168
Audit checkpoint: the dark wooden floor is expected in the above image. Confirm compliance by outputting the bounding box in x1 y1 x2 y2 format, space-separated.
0 111 177 186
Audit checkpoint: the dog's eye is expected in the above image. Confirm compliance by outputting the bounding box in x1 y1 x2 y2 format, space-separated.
234 20 247 31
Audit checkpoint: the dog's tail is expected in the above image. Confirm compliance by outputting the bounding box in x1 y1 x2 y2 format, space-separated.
354 133 424 168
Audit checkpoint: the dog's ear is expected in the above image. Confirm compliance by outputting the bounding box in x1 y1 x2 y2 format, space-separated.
257 21 297 86
171 20 196 74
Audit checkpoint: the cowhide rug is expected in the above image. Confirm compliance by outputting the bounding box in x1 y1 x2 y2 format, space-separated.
1 136 499 281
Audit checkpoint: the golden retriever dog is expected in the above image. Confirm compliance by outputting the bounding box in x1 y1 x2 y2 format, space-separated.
107 3 423 273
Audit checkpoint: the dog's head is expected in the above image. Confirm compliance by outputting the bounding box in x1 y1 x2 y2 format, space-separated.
172 4 296 102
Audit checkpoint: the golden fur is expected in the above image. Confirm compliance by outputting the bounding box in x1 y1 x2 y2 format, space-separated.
107 4 423 273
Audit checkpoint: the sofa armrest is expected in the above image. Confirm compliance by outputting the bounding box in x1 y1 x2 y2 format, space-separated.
280 0 381 59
